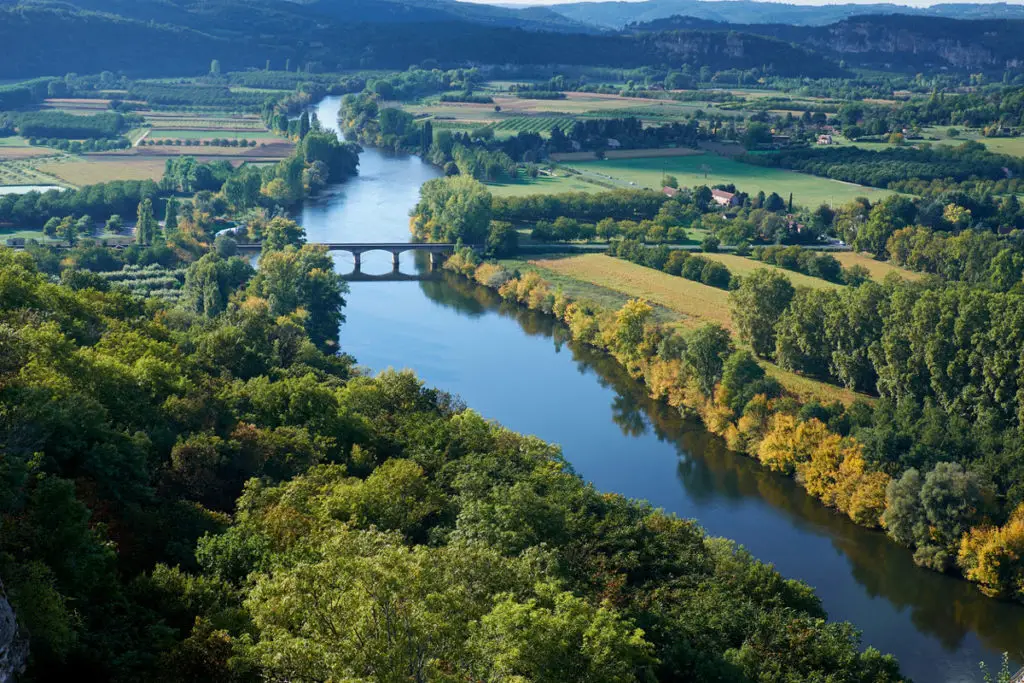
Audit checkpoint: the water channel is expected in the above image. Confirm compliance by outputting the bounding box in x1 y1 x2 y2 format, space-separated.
300 96 1024 683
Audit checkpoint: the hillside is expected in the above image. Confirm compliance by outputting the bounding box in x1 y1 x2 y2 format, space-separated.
631 13 1024 72
0 0 844 78
551 0 1024 29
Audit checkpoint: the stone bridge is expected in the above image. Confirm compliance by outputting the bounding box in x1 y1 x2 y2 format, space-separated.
236 242 479 272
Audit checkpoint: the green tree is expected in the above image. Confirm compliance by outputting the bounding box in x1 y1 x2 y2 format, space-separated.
136 198 158 246
249 245 348 350
411 175 492 243
742 122 773 150
260 217 306 252
730 269 795 358
104 214 123 235
684 323 734 398
164 197 179 236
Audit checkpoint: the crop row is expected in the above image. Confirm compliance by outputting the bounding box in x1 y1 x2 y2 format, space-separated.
492 117 575 134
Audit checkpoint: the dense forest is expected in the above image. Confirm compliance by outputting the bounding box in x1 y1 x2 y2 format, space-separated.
0 221 907 681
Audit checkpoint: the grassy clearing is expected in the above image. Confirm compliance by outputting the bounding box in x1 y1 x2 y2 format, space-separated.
831 251 923 282
532 254 734 330
1 228 49 243
503 258 679 323
34 157 167 185
486 170 599 197
702 253 843 290
921 125 1024 157
525 253 866 405
567 154 892 208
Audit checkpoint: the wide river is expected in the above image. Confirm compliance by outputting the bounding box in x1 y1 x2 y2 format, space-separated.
302 97 1023 683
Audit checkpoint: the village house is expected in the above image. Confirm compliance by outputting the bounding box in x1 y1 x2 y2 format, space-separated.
663 186 680 198
711 189 739 207
817 134 833 145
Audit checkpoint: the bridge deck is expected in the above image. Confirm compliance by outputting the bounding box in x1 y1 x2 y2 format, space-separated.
235 242 466 252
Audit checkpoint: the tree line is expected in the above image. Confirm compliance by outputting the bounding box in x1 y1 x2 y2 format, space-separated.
447 245 1024 604
742 141 1024 191
3 111 137 139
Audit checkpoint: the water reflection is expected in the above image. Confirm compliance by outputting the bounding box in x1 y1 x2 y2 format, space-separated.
417 271 1024 675
306 95 1024 682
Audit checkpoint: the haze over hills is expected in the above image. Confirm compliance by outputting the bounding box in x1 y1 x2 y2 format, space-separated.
0 0 1020 77
630 12 1024 71
547 0 1024 28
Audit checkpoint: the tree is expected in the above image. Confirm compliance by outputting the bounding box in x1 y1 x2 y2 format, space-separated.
260 217 306 252
249 245 348 350
486 221 519 258
136 198 158 246
685 323 733 397
411 175 492 244
664 174 679 189
104 214 123 235
610 299 653 360
182 253 254 317
298 111 310 140
164 198 179 235
730 269 795 358
742 122 772 150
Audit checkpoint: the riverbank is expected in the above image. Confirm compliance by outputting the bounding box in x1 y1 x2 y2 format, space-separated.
442 248 1024 612
309 95 1024 680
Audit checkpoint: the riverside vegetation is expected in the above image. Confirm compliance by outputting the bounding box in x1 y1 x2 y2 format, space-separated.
428 174 1024 606
0 212 911 681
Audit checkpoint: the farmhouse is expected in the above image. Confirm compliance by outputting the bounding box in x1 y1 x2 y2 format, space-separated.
663 186 680 198
817 134 833 145
711 189 739 207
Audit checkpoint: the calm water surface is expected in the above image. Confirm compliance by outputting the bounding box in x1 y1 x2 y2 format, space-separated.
302 97 1024 683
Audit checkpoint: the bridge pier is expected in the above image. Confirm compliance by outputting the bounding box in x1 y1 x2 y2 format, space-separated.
352 252 361 272
429 252 446 270
392 251 401 271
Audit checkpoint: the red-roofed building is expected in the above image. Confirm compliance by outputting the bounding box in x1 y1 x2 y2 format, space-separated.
711 189 739 207
663 186 680 198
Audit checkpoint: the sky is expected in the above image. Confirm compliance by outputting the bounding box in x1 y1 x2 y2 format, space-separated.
462 0 1024 6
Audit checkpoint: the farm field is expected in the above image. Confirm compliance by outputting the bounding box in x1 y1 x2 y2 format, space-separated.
0 156 66 188
702 253 843 290
148 129 278 140
832 251 923 282
407 89 738 132
35 157 168 185
527 253 864 405
566 154 893 208
921 126 1024 156
533 253 734 330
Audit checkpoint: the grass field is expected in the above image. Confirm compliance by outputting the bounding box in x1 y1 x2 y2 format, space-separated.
533 254 734 330
486 170 600 197
566 154 892 208
35 157 168 186
922 126 1024 157
702 253 843 290
526 253 864 405
832 251 923 282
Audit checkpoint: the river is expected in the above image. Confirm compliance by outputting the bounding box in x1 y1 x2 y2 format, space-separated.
301 96 1024 683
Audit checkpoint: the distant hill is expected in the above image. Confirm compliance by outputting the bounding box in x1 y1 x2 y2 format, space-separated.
550 0 1024 29
631 13 1024 72
0 0 845 78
